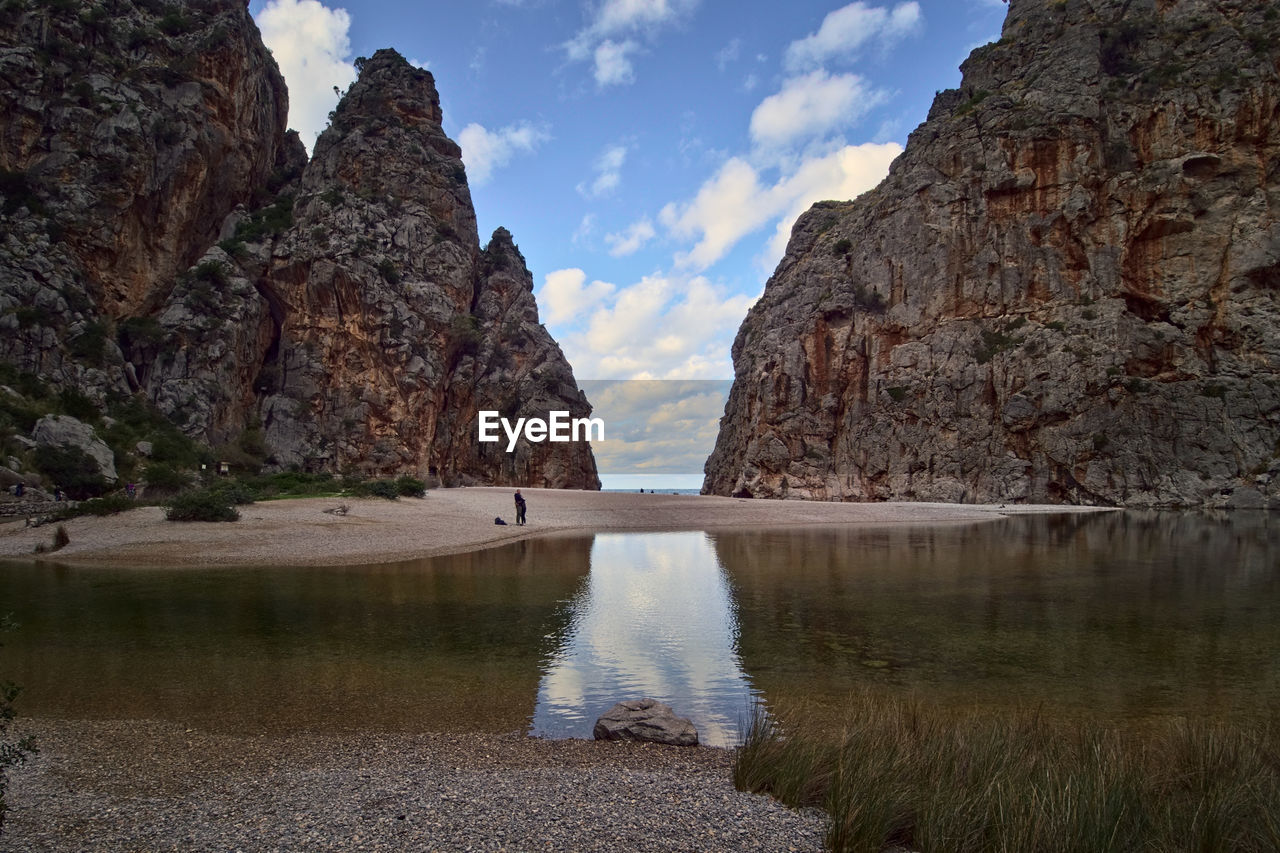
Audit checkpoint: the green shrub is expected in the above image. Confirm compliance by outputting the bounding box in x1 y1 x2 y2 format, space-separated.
147 431 200 467
117 316 164 349
32 444 108 499
142 462 191 492
236 471 336 499
830 238 852 256
207 480 259 506
57 388 98 421
377 258 400 284
346 478 399 500
68 321 110 366
54 494 136 519
193 259 229 287
449 315 482 358
395 475 426 497
156 10 191 36
234 194 294 243
164 488 239 522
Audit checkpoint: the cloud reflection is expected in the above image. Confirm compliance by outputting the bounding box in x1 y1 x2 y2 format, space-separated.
531 532 759 746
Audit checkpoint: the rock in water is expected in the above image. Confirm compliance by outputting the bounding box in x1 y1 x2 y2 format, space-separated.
593 699 699 747
702 0 1280 508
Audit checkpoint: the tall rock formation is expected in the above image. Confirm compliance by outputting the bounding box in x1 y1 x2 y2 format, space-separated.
1 0 296 393
704 0 1280 508
1 5 598 488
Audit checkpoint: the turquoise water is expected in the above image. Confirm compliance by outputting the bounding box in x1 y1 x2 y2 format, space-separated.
1 511 1277 746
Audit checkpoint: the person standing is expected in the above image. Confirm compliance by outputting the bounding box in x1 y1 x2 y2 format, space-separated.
514 489 527 526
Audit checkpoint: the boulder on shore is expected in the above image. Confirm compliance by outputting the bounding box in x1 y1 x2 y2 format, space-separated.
593 699 699 747
32 415 118 484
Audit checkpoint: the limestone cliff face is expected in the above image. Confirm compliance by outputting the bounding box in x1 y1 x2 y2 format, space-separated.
704 0 1280 508
1 9 598 488
144 49 599 486
0 0 294 395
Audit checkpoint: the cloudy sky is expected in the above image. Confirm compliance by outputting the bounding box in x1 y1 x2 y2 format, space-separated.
248 0 1009 486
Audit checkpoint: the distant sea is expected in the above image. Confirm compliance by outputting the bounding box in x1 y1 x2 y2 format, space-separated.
602 488 702 495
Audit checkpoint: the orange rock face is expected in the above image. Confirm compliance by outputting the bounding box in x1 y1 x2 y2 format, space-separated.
704 0 1280 507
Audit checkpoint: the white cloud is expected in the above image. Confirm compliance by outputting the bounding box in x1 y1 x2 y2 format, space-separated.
457 121 550 185
572 214 597 247
568 0 700 53
658 142 901 272
605 219 656 256
254 0 357 153
715 37 740 70
580 380 731 475
579 144 629 197
538 268 617 325
784 1 922 72
593 39 639 86
659 158 770 271
756 143 902 270
565 0 699 86
556 272 755 379
749 70 886 150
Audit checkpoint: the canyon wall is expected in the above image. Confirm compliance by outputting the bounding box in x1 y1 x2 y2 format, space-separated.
704 0 1279 507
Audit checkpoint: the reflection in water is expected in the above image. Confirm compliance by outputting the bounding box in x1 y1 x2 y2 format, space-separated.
0 536 592 734
1 511 1277 740
718 511 1280 723
530 532 758 746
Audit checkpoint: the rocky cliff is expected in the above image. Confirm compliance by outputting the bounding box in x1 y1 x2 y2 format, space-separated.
704 0 1280 508
1 3 598 489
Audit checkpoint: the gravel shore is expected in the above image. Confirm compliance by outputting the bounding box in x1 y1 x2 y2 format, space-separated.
1 719 827 852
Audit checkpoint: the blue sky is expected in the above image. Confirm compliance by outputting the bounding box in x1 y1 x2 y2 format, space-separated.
246 0 1009 484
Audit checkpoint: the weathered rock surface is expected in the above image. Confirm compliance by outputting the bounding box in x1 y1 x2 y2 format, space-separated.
704 0 1280 507
593 699 699 747
1 4 598 488
0 0 294 395
32 414 117 483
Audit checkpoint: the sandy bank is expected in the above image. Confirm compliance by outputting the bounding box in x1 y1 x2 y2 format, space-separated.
0 487 1111 568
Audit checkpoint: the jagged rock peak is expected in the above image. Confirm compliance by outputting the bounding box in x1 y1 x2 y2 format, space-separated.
703 0 1280 508
334 48 442 129
483 228 532 286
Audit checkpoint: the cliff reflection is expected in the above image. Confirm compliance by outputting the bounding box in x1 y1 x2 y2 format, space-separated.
530 532 758 746
714 511 1280 722
0 535 592 734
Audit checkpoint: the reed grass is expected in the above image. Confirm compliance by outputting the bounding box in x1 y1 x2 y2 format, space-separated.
733 692 1280 853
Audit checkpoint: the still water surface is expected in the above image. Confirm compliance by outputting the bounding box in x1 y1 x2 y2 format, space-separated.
1 511 1277 746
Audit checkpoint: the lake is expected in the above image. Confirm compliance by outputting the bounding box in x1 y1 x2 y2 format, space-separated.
1 511 1277 747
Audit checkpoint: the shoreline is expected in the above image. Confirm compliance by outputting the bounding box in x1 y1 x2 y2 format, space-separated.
0 718 830 852
0 486 1114 568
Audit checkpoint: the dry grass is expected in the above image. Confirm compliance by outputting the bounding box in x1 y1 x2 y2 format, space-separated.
734 691 1280 853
